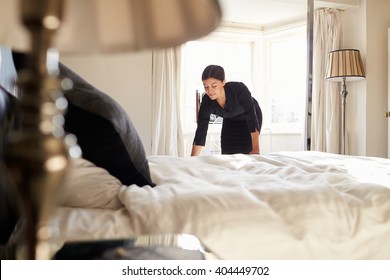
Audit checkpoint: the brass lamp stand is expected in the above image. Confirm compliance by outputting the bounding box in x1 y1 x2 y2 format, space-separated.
5 0 70 259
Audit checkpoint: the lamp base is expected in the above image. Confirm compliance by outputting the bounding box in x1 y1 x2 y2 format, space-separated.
4 73 69 259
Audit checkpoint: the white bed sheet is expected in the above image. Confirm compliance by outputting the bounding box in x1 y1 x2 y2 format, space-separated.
50 151 390 259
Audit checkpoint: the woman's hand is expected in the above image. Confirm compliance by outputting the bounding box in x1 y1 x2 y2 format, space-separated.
250 131 260 154
191 145 204 156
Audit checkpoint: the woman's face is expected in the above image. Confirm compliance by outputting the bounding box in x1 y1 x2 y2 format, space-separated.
203 78 225 100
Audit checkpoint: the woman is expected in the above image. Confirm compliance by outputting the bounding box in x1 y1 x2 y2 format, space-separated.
191 65 262 156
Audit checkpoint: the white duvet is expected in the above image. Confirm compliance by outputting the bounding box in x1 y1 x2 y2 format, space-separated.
51 151 390 259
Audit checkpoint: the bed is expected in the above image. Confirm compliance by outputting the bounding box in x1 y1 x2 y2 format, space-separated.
49 150 390 260
1 58 390 260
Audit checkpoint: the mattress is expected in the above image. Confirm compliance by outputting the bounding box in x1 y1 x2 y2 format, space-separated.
48 151 390 259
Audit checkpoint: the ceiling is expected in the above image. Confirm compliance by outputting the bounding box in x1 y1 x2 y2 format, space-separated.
219 0 307 27
218 0 359 28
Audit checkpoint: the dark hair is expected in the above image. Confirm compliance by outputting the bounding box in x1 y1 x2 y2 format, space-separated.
201 65 225 81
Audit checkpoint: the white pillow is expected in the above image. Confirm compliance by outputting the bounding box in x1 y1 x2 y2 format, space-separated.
58 158 122 209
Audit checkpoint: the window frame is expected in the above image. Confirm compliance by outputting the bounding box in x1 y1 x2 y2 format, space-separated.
180 22 307 154
261 23 308 134
180 27 261 135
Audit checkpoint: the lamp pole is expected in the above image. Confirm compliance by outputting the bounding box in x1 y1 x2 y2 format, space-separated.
340 77 348 155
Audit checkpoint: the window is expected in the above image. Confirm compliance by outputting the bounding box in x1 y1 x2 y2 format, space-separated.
263 27 307 134
182 35 256 130
181 23 307 154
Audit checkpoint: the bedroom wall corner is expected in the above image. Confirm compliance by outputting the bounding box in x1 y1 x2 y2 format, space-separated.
342 0 367 156
343 0 390 158
365 0 390 158
60 50 154 155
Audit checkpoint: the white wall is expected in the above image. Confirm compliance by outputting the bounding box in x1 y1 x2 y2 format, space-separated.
343 0 390 157
342 1 367 156
365 0 390 157
60 50 154 155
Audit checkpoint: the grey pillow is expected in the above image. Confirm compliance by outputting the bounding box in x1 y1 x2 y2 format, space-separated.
60 63 155 187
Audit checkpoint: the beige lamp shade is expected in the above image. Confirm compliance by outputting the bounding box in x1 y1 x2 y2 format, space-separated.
325 49 365 81
0 0 222 53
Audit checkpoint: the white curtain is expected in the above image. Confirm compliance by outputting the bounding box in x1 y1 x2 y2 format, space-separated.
311 8 342 153
151 47 185 156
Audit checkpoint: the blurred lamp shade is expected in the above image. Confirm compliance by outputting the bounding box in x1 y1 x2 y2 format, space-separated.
0 0 222 53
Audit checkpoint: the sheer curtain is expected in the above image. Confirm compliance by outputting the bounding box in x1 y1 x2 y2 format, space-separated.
311 8 342 153
151 47 185 156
